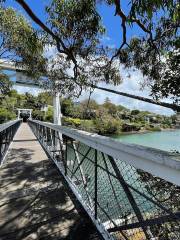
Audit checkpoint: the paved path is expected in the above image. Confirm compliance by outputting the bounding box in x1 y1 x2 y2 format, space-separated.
0 123 91 240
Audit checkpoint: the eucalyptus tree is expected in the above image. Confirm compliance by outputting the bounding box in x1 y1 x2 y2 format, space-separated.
0 6 46 77
0 73 12 95
39 0 121 97
100 1 179 102
1 0 179 110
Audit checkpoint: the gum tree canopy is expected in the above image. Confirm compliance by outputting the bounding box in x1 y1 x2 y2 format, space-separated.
0 6 46 77
0 6 47 96
0 72 12 95
0 0 179 109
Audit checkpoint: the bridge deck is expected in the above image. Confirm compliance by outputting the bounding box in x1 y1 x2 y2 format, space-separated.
0 123 97 240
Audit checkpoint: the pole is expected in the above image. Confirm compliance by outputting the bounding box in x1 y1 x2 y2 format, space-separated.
17 110 20 120
29 110 32 119
53 92 62 125
53 91 63 148
176 112 180 128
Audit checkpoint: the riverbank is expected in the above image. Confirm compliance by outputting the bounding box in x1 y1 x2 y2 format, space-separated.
111 126 177 137
63 116 177 137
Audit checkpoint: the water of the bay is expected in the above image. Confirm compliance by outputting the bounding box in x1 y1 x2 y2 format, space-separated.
113 129 180 152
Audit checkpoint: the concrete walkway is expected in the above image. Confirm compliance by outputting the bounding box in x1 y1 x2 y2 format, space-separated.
0 123 96 240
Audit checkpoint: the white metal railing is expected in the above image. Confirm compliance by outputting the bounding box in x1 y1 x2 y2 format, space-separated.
30 120 180 186
29 120 180 240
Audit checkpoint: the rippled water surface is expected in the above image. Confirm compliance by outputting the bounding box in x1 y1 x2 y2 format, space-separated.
113 129 180 152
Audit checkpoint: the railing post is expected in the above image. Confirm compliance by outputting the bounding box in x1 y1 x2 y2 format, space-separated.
0 133 3 163
64 138 67 175
94 149 98 219
57 130 65 164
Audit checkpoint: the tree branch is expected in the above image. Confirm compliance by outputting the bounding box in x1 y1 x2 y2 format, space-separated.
15 0 77 67
114 0 151 34
112 0 155 59
14 0 179 112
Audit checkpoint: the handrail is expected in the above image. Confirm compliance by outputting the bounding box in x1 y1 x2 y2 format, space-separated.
0 120 21 133
29 120 180 186
0 120 21 165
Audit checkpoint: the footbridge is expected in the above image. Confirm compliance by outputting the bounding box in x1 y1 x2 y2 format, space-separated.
0 120 180 240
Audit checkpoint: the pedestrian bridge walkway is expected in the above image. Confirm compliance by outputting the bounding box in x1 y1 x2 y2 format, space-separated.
0 123 98 240
0 120 180 240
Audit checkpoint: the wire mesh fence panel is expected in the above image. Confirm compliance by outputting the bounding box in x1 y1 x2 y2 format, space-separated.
29 120 180 240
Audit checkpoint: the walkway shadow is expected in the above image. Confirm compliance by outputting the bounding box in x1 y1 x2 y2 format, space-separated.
0 147 80 240
0 145 100 240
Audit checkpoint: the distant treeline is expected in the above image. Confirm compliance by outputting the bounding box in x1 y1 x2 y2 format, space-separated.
0 90 177 135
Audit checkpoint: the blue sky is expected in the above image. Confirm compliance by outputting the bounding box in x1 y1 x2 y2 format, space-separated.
5 0 143 48
4 1 174 115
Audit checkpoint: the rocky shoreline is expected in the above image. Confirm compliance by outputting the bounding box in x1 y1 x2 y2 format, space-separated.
112 126 177 137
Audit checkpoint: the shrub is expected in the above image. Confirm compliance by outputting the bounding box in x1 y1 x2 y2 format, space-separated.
152 126 161 131
79 120 96 132
145 125 161 131
122 122 141 132
63 117 81 127
131 109 140 115
32 110 44 121
94 117 122 135
45 106 53 122
0 108 16 123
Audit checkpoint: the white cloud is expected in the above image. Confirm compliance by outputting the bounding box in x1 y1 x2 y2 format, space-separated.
13 85 42 96
11 56 174 116
44 45 57 58
78 66 174 116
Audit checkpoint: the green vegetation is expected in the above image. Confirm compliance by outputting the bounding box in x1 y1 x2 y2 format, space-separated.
59 97 177 135
0 1 179 110
0 89 52 123
0 73 13 95
0 87 177 134
0 108 16 123
0 6 46 78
